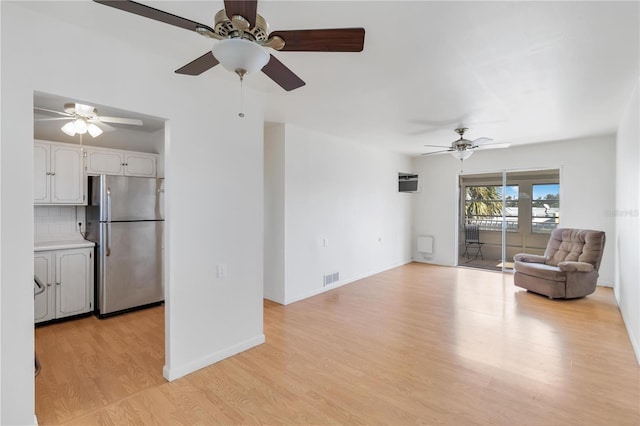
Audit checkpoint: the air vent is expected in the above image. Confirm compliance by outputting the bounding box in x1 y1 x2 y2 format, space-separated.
323 272 339 287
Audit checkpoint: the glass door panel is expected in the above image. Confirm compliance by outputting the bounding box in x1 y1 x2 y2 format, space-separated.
459 169 560 272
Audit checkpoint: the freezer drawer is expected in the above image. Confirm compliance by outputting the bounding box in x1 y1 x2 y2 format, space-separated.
97 221 163 315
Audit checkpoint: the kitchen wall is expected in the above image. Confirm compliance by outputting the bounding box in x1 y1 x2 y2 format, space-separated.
34 206 86 242
615 79 640 363
264 124 413 304
1 2 265 423
412 135 617 286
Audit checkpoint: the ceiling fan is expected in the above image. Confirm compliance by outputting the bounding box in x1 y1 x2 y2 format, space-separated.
422 127 510 161
93 0 365 91
34 103 143 138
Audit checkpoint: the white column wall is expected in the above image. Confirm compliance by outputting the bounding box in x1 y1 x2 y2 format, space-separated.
281 125 413 304
615 79 640 363
412 135 617 286
264 124 286 304
1 3 264 423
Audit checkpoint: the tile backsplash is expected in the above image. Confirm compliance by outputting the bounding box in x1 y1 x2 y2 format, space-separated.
34 206 86 241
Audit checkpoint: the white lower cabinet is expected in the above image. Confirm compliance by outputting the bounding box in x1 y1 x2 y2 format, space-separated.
34 248 94 323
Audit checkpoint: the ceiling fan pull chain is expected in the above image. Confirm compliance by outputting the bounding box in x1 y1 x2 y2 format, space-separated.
238 74 245 118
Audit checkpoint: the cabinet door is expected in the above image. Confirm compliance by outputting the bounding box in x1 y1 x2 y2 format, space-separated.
124 152 156 177
50 145 85 204
34 142 51 203
55 249 92 319
86 150 124 175
34 252 55 323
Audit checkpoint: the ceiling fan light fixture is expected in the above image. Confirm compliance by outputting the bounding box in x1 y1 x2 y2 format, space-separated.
73 117 88 134
212 38 270 76
61 121 77 136
451 150 473 160
87 123 103 138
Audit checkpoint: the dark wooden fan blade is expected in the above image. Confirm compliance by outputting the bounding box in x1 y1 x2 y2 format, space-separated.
175 52 220 76
93 1 215 33
270 28 365 52
262 55 305 91
224 0 257 29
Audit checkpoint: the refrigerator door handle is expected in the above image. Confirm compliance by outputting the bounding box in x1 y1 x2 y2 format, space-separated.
106 187 111 222
106 186 112 256
106 223 111 256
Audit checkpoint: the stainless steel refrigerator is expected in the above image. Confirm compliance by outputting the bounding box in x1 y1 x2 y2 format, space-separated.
86 175 164 317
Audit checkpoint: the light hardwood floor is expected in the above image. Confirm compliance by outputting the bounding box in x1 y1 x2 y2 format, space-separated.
35 263 639 425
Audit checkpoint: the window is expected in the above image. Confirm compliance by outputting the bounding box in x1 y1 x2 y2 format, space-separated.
531 183 560 234
464 185 519 232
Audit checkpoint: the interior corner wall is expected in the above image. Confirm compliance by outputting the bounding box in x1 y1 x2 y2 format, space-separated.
615 79 640 363
411 135 617 285
280 125 413 304
1 3 264 422
264 124 286 304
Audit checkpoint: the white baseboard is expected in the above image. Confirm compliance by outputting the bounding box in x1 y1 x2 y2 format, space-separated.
162 334 265 381
614 287 640 366
283 259 412 305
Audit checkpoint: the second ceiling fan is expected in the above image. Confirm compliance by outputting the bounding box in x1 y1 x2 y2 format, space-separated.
422 127 510 160
94 0 365 91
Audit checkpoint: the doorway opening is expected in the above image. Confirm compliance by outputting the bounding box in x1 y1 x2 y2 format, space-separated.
33 91 168 424
458 169 561 271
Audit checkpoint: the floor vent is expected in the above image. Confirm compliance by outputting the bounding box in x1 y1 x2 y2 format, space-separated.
323 272 339 287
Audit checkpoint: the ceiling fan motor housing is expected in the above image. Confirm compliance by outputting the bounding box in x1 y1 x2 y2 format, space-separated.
452 139 473 150
214 10 269 42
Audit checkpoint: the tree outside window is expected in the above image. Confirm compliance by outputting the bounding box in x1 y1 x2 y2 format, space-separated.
464 185 518 231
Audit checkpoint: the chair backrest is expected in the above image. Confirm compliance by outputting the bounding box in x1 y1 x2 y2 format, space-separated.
465 224 481 242
544 228 606 270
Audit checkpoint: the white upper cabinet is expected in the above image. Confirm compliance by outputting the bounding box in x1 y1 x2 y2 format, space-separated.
33 142 50 203
124 152 156 177
86 147 157 177
34 140 85 205
86 148 124 175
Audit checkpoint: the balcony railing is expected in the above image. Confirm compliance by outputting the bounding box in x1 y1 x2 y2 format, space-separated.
466 217 559 234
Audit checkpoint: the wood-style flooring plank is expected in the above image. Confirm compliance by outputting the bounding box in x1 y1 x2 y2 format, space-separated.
36 263 640 425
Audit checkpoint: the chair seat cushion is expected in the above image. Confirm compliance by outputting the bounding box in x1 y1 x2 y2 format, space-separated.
514 261 566 282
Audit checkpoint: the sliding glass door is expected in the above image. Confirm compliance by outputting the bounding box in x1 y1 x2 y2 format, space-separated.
459 169 560 271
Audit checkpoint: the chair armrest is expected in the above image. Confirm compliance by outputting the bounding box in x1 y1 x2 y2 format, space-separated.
557 261 594 273
514 253 546 263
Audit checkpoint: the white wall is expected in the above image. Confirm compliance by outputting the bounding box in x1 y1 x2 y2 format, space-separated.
268 124 413 304
264 124 286 303
412 135 617 285
615 79 640 363
1 2 264 423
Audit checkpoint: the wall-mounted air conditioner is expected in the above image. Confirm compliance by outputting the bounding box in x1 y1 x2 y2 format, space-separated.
398 173 419 193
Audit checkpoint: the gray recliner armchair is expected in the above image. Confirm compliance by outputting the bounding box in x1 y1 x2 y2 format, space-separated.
513 228 606 299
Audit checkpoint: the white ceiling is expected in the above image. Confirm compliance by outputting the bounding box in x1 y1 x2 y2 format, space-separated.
32 1 640 156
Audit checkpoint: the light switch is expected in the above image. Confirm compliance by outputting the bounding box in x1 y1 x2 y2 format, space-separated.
217 264 227 278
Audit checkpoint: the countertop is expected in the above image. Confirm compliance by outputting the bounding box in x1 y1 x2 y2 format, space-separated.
34 239 95 252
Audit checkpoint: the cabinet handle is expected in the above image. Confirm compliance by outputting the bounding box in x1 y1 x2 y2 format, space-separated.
47 283 52 287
